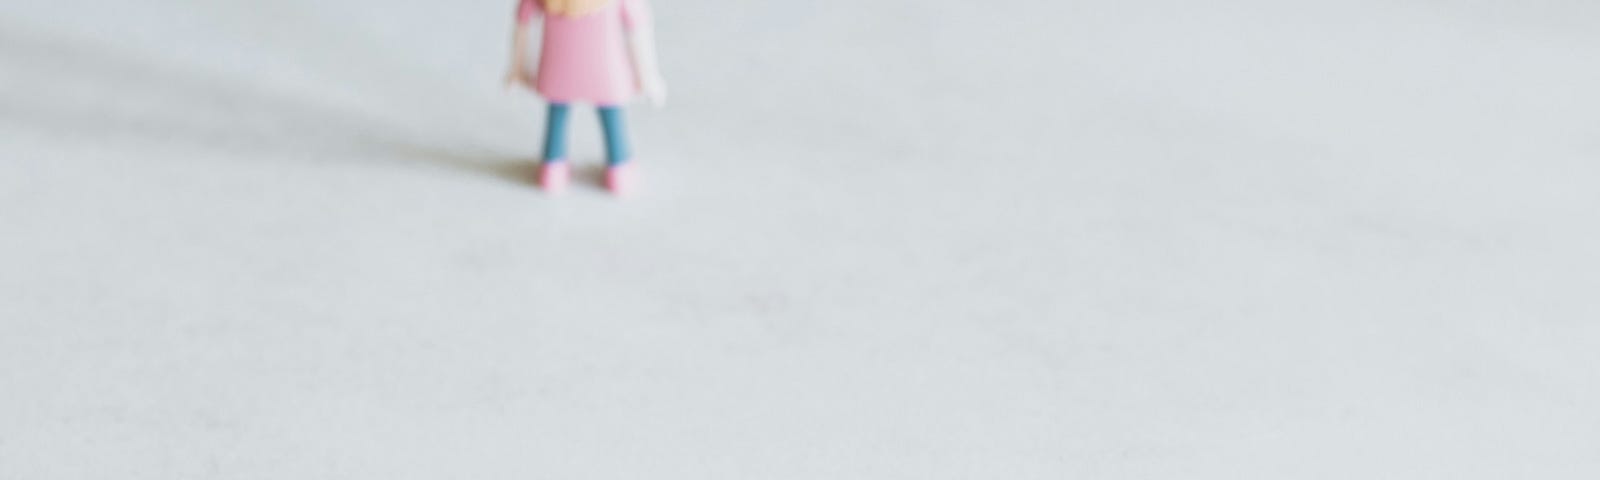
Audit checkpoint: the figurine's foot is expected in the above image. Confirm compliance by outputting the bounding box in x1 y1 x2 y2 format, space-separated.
604 163 638 197
537 161 570 193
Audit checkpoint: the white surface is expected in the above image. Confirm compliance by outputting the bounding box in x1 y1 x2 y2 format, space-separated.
3 0 1599 478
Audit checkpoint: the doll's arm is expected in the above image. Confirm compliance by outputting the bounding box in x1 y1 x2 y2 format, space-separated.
623 0 667 106
505 0 540 89
628 28 667 106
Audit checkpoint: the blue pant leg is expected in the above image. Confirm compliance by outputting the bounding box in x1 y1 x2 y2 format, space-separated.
543 103 571 163
597 106 632 166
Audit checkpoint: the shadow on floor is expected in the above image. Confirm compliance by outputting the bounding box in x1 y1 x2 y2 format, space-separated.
0 23 535 186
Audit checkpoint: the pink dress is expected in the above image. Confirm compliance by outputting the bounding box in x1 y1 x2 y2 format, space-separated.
517 0 651 105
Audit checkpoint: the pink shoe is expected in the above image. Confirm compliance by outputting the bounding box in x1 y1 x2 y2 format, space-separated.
537 161 570 193
604 163 638 196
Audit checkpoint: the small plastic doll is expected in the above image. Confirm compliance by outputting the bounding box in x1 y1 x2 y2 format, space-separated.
506 0 667 195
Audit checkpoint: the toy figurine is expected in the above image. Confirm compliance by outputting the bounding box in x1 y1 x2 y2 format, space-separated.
506 0 666 195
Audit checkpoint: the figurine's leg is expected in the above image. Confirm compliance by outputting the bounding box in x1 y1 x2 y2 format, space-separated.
537 103 572 192
542 103 572 164
597 105 636 195
597 105 632 166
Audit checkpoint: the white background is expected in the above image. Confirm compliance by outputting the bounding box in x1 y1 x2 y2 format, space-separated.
2 0 1598 478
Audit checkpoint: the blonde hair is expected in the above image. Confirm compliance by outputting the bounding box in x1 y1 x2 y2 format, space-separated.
543 0 614 16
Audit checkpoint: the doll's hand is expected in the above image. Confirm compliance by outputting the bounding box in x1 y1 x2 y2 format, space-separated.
640 74 668 107
503 69 528 91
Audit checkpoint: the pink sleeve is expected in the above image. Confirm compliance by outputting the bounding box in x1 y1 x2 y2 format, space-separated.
619 0 653 30
516 0 541 24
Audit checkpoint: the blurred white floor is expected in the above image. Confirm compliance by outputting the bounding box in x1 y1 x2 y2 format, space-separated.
2 1 1598 478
